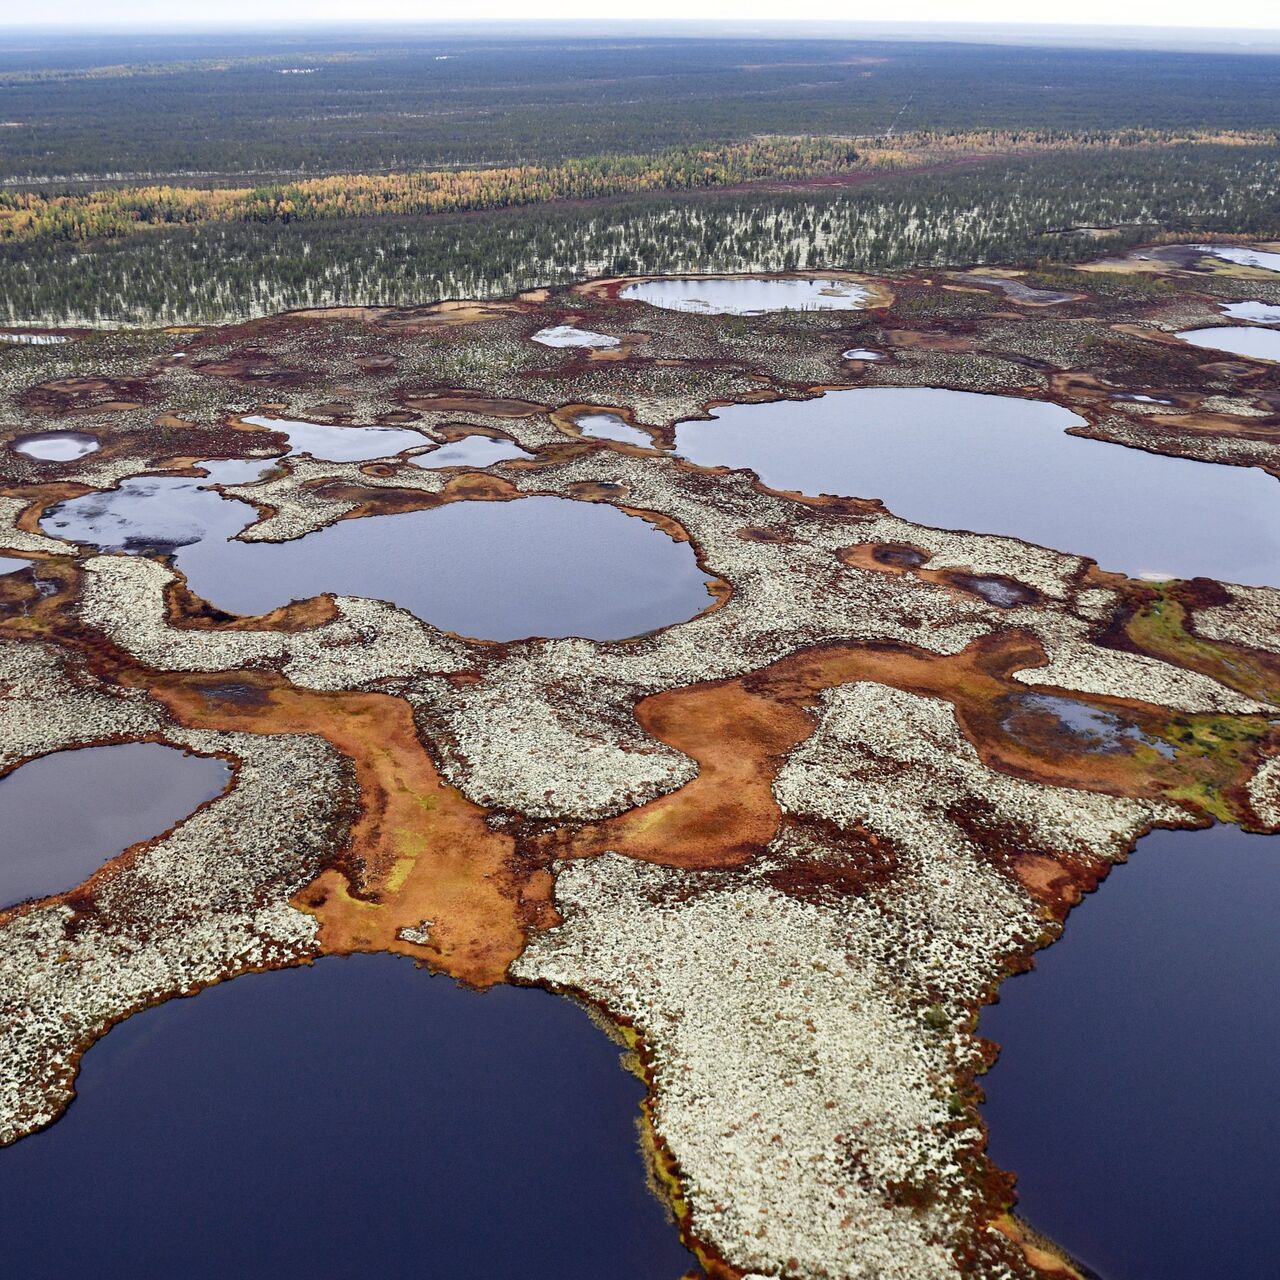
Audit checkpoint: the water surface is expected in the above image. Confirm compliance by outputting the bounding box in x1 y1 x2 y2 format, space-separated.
1221 301 1280 323
531 325 620 349
0 555 31 576
42 476 257 555
44 485 714 641
0 332 68 345
622 276 869 314
0 954 694 1280
11 431 100 461
674 387 1280 586
842 348 883 361
572 413 655 448
198 458 277 485
981 825 1280 1280
409 436 535 468
0 743 230 907
1177 325 1280 362
1193 243 1280 274
242 416 431 463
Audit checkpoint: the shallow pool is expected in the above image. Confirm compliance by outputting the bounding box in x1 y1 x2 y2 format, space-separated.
1177 325 1280 363
622 276 869 315
11 431 100 462
1221 301 1280 323
409 435 535 468
242 415 432 463
572 413 655 448
531 325 620 349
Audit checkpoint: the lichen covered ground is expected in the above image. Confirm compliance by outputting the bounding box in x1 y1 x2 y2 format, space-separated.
2 255 1280 1279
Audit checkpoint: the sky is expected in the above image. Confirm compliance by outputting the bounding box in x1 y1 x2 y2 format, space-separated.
3 5 1279 33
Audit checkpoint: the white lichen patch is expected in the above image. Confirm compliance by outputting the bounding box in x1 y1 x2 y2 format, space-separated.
1190 582 1280 656
515 684 1175 1278
774 682 1180 858
0 497 70 556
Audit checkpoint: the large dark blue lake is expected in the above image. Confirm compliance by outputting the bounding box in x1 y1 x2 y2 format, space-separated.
0 954 693 1280
980 825 1280 1279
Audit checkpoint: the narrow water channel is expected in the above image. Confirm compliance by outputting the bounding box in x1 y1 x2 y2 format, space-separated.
980 825 1280 1280
0 954 695 1280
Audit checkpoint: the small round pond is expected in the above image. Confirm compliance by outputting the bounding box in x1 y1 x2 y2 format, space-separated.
0 742 230 908
673 387 1280 586
980 824 1280 1280
11 431 100 462
0 953 694 1280
531 325 620 349
42 482 716 641
621 276 869 314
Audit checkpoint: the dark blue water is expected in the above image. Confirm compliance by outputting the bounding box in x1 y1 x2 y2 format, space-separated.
980 825 1280 1279
674 387 1280 586
0 743 230 908
0 955 694 1280
42 485 715 642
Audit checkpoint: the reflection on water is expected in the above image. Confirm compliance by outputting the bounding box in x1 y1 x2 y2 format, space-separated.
980 825 1280 1280
1000 692 1174 759
1194 243 1280 273
197 457 277 485
531 325 620 349
242 415 431 463
409 436 535 468
572 413 655 448
0 743 230 907
1222 301 1280 323
0 954 695 1280
11 431 100 461
0 555 31 576
622 276 869 314
42 476 256 555
674 387 1280 586
43 485 714 641
1177 325 1280 362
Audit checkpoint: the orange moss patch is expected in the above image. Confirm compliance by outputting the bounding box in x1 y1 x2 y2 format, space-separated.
3 482 91 536
542 631 1262 881
145 672 549 988
163 577 340 632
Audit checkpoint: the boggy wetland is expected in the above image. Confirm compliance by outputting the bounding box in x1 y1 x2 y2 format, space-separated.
4 243 1280 1280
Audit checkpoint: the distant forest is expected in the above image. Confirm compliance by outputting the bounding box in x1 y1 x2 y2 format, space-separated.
2 32 1279 182
1 30 1278 326
4 145 1277 327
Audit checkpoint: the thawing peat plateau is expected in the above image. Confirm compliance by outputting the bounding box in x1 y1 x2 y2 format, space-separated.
4 257 1280 1280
